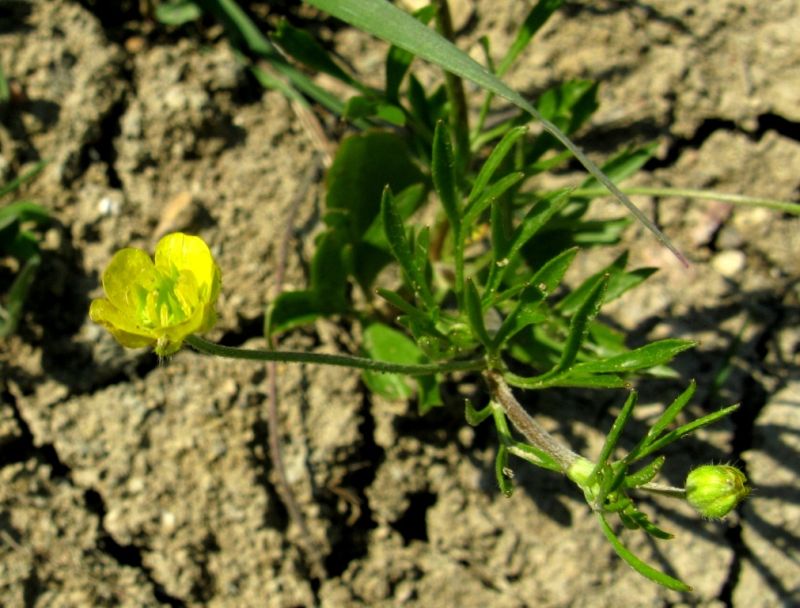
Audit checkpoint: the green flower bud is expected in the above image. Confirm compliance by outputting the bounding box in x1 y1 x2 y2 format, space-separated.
685 465 750 519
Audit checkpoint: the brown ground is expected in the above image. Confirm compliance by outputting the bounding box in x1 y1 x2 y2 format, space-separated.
1 1 798 606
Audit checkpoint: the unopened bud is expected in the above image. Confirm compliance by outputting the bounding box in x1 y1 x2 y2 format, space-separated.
685 465 750 519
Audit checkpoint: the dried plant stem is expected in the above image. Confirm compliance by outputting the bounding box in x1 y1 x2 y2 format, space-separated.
485 370 580 471
267 160 325 579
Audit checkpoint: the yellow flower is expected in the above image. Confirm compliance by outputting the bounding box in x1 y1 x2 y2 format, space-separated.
90 233 221 356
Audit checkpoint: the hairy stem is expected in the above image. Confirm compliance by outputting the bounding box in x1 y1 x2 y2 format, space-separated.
186 335 486 376
485 370 579 471
636 482 687 499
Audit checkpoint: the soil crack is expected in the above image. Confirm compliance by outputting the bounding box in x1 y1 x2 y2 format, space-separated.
1 386 185 606
646 113 800 171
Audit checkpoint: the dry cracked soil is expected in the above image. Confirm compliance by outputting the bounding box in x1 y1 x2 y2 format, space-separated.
1 1 799 606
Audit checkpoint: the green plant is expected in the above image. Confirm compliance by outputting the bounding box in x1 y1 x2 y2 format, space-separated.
120 0 798 590
0 161 49 338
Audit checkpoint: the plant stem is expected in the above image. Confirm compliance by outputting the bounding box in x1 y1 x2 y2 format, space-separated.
434 0 470 177
485 370 579 471
186 335 486 376
453 232 466 308
636 482 686 499
570 186 800 216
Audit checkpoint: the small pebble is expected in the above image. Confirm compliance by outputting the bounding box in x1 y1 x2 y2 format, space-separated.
711 249 746 278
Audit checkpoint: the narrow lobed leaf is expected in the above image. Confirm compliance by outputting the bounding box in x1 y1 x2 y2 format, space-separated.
463 171 525 229
589 391 638 485
468 125 528 203
274 19 359 87
464 279 492 349
553 274 609 375
380 187 435 309
495 444 514 497
623 456 666 488
635 404 740 461
529 246 579 296
571 339 697 375
496 0 565 76
465 399 493 426
432 121 462 230
631 380 697 457
597 514 691 592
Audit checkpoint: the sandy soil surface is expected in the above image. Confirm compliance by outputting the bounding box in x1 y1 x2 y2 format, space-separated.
1 1 798 606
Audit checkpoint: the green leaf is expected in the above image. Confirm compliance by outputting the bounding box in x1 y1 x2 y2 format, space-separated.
495 444 513 497
203 0 273 57
468 125 528 204
624 456 665 488
380 187 435 308
530 246 578 294
553 274 609 374
407 74 433 132
605 267 658 302
343 95 406 126
496 0 564 75
303 0 686 264
634 404 740 461
361 323 420 399
274 19 358 87
486 189 571 297
0 161 48 199
571 339 696 374
507 189 572 261
0 64 8 104
597 514 691 592
416 374 442 414
432 121 461 230
313 231 350 310
155 0 203 25
0 254 40 338
628 381 696 459
464 279 491 348
250 57 349 117
556 253 623 315
266 290 324 335
375 287 433 326
327 131 424 241
580 142 659 191
266 231 349 335
589 391 638 485
465 399 493 426
623 506 674 540
492 284 547 348
0 201 50 226
362 182 426 250
525 80 599 163
544 373 628 389
462 171 524 229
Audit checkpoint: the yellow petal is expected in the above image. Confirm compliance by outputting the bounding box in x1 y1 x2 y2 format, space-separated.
89 299 155 349
102 248 156 313
154 233 220 301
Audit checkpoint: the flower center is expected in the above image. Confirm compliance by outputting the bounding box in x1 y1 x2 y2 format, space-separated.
137 266 197 329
